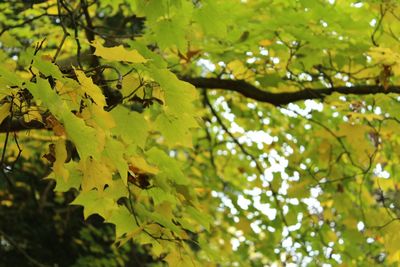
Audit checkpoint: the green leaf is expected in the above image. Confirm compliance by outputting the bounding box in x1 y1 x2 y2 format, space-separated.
194 0 228 37
107 206 140 239
147 187 178 206
71 190 115 219
32 55 63 80
185 206 212 232
0 103 10 125
103 137 128 184
146 148 189 185
26 78 63 117
150 68 198 116
63 112 102 160
110 106 149 148
153 113 197 148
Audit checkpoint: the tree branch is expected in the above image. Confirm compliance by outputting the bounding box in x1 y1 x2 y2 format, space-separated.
184 77 400 106
0 119 45 133
3 76 400 133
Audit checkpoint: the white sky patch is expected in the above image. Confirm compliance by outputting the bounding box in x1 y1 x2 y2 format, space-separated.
239 130 275 146
237 195 252 210
302 197 323 214
320 20 328 27
252 196 277 220
247 57 258 64
374 106 382 115
250 220 262 233
231 238 240 250
345 81 353 87
351 2 363 8
197 58 216 75
374 163 390 179
281 100 324 118
244 187 262 196
299 73 313 81
272 57 280 64
260 48 269 56
230 122 245 134
357 221 365 232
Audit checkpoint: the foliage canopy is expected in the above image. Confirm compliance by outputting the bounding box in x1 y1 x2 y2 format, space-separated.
1 0 400 266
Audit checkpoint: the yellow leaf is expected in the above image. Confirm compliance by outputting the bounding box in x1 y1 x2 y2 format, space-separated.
54 140 69 182
237 218 252 234
325 230 338 242
287 180 310 198
23 108 42 123
368 47 400 65
129 156 159 175
91 40 147 63
46 115 66 136
0 103 11 125
382 222 400 263
337 123 374 165
46 5 58 15
74 69 107 108
259 39 273 46
164 251 193 267
82 104 116 129
121 73 141 98
81 157 113 191
347 112 383 122
227 59 250 79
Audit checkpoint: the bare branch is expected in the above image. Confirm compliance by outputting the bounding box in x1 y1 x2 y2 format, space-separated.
184 77 400 106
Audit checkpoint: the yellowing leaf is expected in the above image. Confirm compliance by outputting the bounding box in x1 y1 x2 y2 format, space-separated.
154 113 197 148
53 139 69 182
129 156 159 175
121 73 141 98
259 39 273 46
164 250 193 267
91 40 147 63
83 104 116 129
287 180 310 198
227 59 250 79
71 190 115 219
103 137 128 184
107 206 140 239
0 103 10 125
237 218 252 234
74 69 107 108
51 162 82 192
382 222 400 263
368 47 400 65
80 157 113 191
63 112 102 160
23 108 42 123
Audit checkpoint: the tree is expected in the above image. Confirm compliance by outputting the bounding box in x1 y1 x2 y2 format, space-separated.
1 0 400 266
